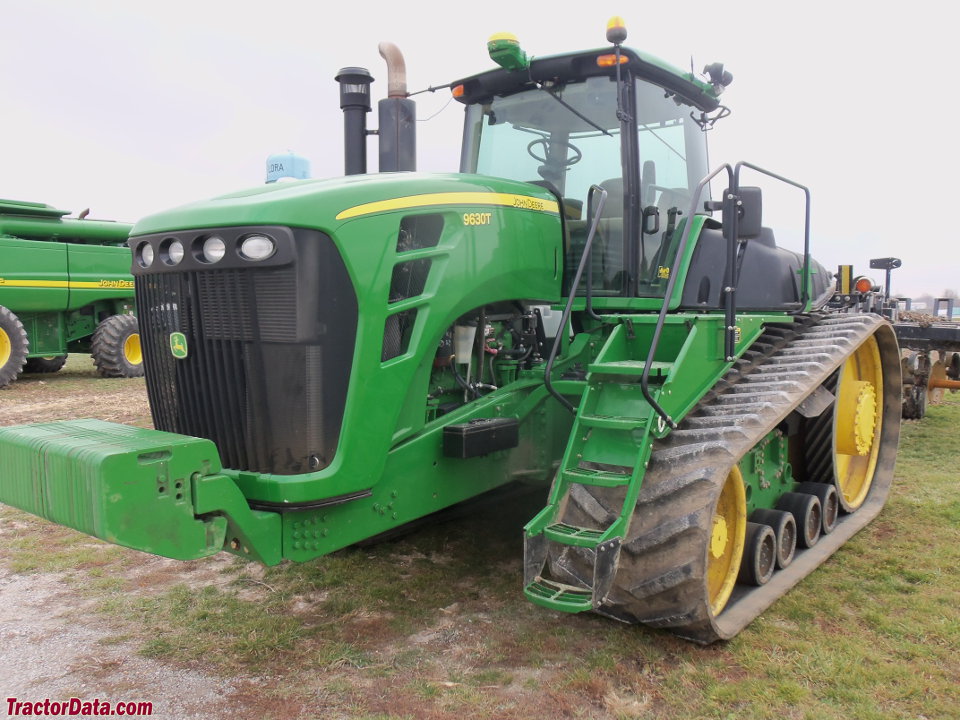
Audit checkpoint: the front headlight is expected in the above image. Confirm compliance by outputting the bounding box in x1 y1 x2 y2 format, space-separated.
138 242 155 268
239 234 276 261
167 239 185 265
202 236 226 263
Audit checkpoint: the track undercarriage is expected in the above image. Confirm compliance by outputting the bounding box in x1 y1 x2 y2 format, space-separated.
530 313 901 643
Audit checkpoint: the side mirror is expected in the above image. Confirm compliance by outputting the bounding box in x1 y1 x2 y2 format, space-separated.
869 257 902 270
736 186 762 238
642 205 660 235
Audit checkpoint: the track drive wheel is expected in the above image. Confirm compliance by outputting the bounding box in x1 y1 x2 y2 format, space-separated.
0 306 29 388
91 314 145 378
832 335 885 512
24 355 68 374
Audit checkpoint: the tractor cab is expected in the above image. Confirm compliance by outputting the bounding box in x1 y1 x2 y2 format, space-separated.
452 26 721 301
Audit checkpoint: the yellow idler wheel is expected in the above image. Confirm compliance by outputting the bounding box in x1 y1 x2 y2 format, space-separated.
833 335 884 511
123 332 143 366
707 466 747 616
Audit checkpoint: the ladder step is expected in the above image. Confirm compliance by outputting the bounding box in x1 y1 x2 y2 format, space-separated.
543 522 606 548
588 360 672 378
579 413 648 430
561 466 632 488
523 578 593 613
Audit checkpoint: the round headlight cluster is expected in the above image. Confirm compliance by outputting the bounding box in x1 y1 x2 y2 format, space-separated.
202 236 226 263
136 231 280 269
239 234 276 261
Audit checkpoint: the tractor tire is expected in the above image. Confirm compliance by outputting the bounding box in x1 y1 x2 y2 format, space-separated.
547 314 901 643
0 306 29 388
24 355 68 374
91 314 144 378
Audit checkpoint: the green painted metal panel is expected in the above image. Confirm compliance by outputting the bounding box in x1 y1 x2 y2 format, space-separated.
739 429 795 514
0 236 69 311
64 243 135 310
15 312 64 355
0 419 227 560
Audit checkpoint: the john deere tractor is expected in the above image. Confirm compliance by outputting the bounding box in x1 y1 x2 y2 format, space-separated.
0 199 142 387
0 20 900 643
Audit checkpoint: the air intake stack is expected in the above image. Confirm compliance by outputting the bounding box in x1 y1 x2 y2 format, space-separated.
335 67 374 175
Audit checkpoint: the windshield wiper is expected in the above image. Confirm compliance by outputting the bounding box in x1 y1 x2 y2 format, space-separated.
637 121 686 162
538 85 613 137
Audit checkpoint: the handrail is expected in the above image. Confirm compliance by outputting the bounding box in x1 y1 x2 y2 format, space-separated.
640 164 733 430
544 185 608 414
734 161 811 310
639 161 813 430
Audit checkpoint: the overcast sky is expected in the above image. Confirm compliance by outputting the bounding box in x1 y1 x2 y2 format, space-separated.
3 0 956 297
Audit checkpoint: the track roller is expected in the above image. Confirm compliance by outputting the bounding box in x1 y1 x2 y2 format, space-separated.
737 522 776 586
750 508 796 569
777 492 822 548
795 481 839 532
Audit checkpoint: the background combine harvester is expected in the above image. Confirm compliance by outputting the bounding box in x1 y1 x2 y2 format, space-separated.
0 20 901 644
831 259 960 419
0 199 142 387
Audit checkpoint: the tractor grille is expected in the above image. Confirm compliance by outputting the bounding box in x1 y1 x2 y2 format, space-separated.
133 227 357 475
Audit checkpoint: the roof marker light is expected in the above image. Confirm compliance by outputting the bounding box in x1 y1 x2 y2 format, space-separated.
597 54 629 67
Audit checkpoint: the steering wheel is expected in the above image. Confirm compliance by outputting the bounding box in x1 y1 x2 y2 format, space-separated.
527 138 582 167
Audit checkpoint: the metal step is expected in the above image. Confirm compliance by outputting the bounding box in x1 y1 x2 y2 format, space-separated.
561 465 632 488
543 521 606 548
523 578 593 613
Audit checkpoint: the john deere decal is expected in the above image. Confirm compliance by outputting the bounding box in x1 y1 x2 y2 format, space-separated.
169 332 188 359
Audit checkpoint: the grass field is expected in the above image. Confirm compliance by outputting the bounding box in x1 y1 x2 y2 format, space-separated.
1 356 958 719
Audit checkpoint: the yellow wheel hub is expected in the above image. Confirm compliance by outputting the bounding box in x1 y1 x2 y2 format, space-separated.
837 380 877 456
834 335 884 510
710 516 729 559
0 328 10 367
707 467 747 616
123 333 143 365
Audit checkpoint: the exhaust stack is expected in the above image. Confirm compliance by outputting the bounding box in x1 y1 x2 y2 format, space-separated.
377 42 416 172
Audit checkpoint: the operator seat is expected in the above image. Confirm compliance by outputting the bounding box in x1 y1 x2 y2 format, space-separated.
563 176 624 295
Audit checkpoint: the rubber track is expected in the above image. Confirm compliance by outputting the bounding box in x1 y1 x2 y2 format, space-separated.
549 313 901 643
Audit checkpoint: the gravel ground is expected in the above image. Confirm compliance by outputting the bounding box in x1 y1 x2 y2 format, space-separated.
0 567 267 720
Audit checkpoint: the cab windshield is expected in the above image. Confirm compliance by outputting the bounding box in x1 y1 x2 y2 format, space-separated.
461 76 710 297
